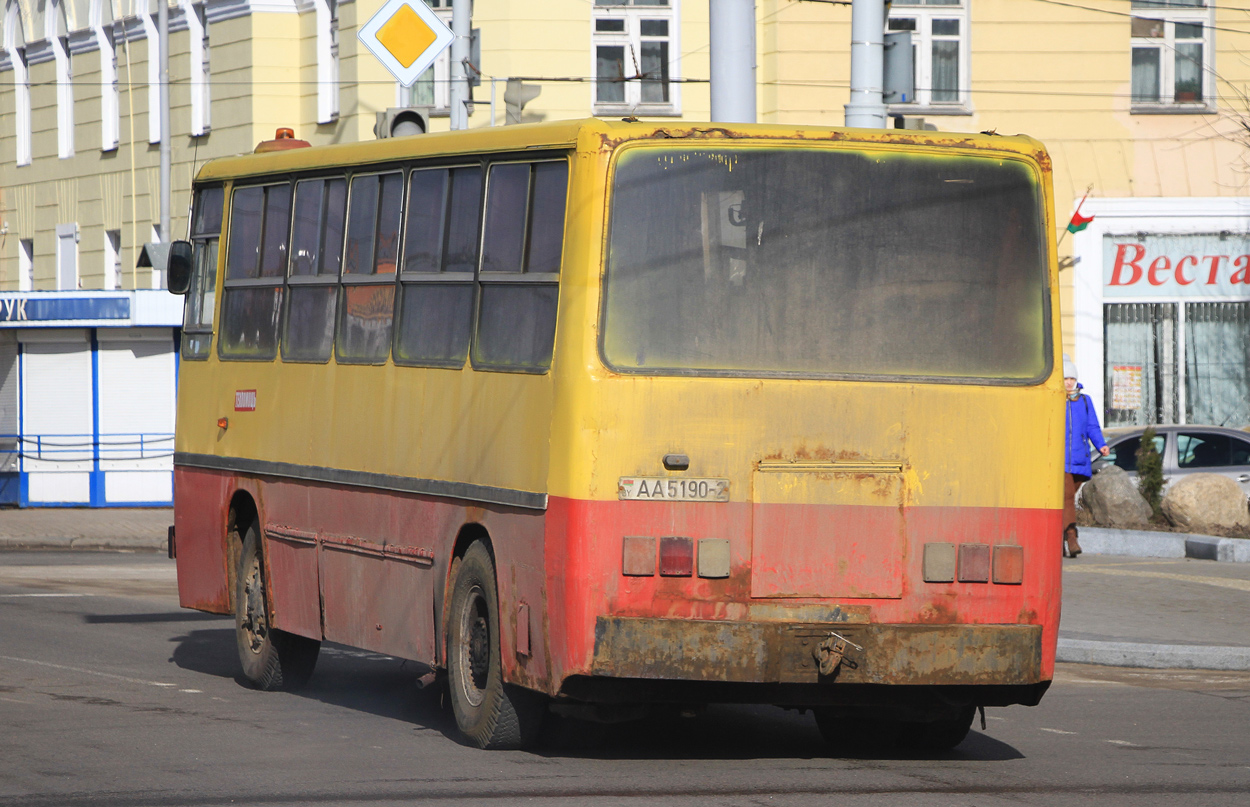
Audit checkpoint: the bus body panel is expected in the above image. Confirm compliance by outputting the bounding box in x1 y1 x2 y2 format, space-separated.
173 466 233 614
174 466 553 682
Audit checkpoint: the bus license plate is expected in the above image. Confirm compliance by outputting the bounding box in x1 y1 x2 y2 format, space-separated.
618 477 729 502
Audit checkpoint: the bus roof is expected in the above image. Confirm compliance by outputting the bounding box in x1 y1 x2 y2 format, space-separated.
194 118 1049 183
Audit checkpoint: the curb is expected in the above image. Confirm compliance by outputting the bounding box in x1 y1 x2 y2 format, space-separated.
1079 527 1250 562
1057 638 1250 671
0 536 166 551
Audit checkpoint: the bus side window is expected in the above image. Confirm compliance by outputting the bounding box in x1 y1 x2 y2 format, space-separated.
283 177 346 362
395 166 480 368
337 172 402 364
474 160 568 372
219 184 292 361
182 185 224 360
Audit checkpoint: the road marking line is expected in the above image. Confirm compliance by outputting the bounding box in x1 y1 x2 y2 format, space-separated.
0 593 94 598
1107 739 1141 746
0 655 176 688
179 689 202 693
1067 566 1250 593
1039 728 1077 735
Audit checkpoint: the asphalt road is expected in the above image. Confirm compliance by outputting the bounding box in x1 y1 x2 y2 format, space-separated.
1 551 1248 807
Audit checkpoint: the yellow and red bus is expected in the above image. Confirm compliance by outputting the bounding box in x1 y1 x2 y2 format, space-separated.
169 119 1064 750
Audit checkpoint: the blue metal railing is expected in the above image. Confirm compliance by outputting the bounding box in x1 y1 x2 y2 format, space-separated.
0 433 175 464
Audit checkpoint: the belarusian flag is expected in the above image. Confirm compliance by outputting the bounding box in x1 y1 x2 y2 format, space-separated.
1067 198 1094 233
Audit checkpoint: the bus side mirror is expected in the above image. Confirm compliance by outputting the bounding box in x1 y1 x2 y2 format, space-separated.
167 241 195 295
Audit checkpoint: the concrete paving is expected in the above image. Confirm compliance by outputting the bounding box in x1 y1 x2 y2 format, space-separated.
1 507 1248 671
0 507 170 551
1059 555 1250 670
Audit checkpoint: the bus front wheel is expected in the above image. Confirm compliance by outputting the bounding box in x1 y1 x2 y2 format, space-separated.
447 541 545 749
234 524 320 691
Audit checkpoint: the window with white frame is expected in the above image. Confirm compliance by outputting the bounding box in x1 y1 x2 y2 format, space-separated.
93 1 120 151
18 239 34 292
403 2 476 117
183 0 210 134
592 0 679 115
405 1 451 114
5 2 31 166
142 8 160 144
1130 1 1212 110
48 0 74 158
887 0 969 111
105 230 121 290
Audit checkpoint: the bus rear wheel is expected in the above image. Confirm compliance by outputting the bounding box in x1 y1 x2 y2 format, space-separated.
234 523 320 691
447 542 545 749
898 706 976 752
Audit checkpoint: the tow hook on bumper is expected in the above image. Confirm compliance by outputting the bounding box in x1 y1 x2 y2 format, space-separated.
814 632 864 678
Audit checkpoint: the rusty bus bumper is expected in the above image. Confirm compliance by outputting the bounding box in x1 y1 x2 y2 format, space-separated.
586 617 1044 690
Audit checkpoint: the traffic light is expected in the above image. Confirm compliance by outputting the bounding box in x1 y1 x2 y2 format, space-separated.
503 80 541 125
374 107 432 139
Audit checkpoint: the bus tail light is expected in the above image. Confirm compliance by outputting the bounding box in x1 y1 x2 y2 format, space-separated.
659 537 694 576
993 545 1024 585
697 539 731 578
957 544 991 583
622 536 656 576
922 542 956 582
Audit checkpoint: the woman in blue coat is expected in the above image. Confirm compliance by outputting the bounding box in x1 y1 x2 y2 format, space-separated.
1063 356 1108 557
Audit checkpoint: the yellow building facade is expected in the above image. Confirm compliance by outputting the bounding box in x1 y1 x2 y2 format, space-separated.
0 0 1246 506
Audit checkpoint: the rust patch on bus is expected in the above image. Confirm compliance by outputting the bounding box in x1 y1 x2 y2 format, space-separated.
591 618 1042 687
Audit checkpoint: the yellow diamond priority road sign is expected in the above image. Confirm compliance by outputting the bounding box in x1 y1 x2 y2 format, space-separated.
358 0 454 87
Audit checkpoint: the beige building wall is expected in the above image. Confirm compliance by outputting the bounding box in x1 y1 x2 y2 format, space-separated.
2 0 1247 362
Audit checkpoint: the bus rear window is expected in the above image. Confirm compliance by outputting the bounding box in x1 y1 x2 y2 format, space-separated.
601 147 1050 382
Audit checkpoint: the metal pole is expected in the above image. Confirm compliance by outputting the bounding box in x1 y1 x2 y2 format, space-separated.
709 0 756 123
844 0 886 128
158 0 171 267
449 0 470 130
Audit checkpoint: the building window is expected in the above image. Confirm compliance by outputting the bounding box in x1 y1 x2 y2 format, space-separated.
593 0 679 115
183 1 211 135
49 2 74 158
142 11 161 144
56 224 79 290
316 0 339 123
104 230 122 290
403 3 477 117
4 2 31 166
1131 1 1212 110
18 239 34 292
887 0 969 112
94 13 120 151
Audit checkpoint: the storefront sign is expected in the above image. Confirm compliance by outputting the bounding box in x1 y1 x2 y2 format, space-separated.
0 295 132 323
1103 234 1250 298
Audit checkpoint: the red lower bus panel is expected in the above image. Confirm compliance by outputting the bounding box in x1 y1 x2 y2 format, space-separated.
543 495 1060 691
174 467 232 614
176 466 1059 698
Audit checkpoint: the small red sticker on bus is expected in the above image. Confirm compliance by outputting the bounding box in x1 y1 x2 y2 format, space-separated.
234 390 257 412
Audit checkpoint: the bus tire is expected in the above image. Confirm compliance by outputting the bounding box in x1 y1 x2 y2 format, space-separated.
899 706 976 752
234 523 320 691
813 708 900 753
447 541 545 749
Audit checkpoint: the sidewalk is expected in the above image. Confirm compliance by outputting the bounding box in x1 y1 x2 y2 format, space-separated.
0 507 171 551
1058 554 1250 671
1 507 1248 671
